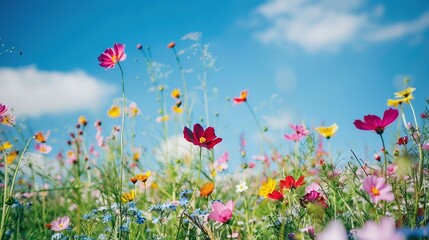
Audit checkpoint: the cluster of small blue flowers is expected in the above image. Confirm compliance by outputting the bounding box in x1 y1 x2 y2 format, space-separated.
178 189 192 207
399 224 429 239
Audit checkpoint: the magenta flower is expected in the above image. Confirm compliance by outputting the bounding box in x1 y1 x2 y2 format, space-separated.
353 217 403 240
183 123 222 150
98 43 127 69
362 175 394 204
284 124 310 142
208 200 234 223
50 216 70 232
353 108 399 135
0 104 8 116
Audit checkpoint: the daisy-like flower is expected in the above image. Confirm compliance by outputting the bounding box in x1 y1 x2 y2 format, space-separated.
130 171 151 184
0 141 13 151
353 108 399 135
98 43 127 69
172 105 183 114
236 181 248 193
200 182 215 197
183 123 222 150
121 190 135 203
107 105 121 118
208 200 234 223
233 90 248 104
171 89 181 99
280 175 305 190
353 217 403 240
49 216 71 232
315 123 339 139
259 178 276 198
362 175 394 204
35 143 52 154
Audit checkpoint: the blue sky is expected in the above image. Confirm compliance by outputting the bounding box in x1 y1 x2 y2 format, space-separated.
0 0 428 169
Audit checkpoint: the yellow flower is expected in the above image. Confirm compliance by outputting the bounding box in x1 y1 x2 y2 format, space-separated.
259 178 276 198
172 105 183 113
387 98 405 108
6 150 19 164
107 106 121 118
315 123 339 139
132 152 140 162
78 116 87 126
200 182 215 197
0 141 13 151
394 87 415 99
171 89 181 99
121 190 135 203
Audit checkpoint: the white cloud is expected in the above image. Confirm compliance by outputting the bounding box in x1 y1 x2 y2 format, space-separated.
255 0 368 52
0 66 116 118
365 11 429 42
253 0 429 52
263 110 293 130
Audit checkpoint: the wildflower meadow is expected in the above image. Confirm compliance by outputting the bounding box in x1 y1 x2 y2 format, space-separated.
1 37 429 240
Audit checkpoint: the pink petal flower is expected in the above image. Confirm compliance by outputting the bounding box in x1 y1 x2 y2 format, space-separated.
98 43 127 69
354 108 399 135
208 200 234 223
363 175 394 204
354 217 403 240
50 216 71 232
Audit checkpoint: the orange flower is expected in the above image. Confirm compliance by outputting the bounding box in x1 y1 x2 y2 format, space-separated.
35 131 50 143
233 90 248 104
167 42 176 48
130 171 151 184
200 182 215 197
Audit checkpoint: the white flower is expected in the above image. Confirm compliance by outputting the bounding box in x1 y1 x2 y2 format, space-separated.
236 181 248 193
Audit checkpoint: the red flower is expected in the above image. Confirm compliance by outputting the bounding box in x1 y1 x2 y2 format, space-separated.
397 136 408 145
267 190 284 201
98 43 127 69
353 108 399 135
183 123 222 150
233 90 248 104
280 175 305 190
300 190 328 208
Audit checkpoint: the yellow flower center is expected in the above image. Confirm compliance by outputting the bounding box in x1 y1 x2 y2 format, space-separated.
199 137 206 144
111 55 118 63
371 187 380 196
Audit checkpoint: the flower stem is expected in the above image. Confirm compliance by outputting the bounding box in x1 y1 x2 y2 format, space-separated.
118 62 126 235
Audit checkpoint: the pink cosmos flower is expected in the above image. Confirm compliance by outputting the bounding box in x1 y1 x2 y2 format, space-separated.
284 124 310 142
422 142 429 151
317 221 348 240
353 108 399 135
0 104 8 116
34 143 52 154
362 175 394 204
353 217 403 240
50 216 70 232
208 200 234 223
98 43 127 69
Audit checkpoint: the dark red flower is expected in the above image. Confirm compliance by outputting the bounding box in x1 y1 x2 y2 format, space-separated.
397 136 408 145
300 190 328 208
267 190 284 201
183 123 222 150
353 108 399 135
280 175 305 190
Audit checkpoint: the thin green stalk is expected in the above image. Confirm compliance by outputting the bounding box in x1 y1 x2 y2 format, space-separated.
0 150 9 238
118 62 126 236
